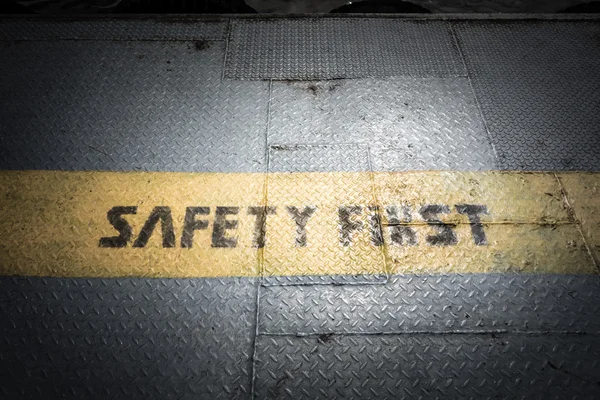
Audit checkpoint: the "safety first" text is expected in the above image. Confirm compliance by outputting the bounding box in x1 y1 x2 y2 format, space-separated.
99 204 489 249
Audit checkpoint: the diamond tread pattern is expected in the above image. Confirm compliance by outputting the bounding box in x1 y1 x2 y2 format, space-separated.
225 19 466 80
259 274 600 334
264 142 388 285
0 19 227 41
454 22 600 171
255 334 600 399
0 277 257 399
268 78 497 171
0 41 269 173
262 172 388 279
1 16 600 400
268 143 370 173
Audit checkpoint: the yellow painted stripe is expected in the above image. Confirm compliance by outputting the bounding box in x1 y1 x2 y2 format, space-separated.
0 170 597 278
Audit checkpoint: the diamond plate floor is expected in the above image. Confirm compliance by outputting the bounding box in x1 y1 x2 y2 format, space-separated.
268 78 496 171
1 15 600 400
454 21 600 171
0 277 258 399
225 19 466 80
259 274 600 334
0 40 269 173
0 19 228 41
255 334 600 399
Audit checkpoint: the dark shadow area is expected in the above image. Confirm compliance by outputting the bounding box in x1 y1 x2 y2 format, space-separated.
560 1 600 12
0 0 34 13
113 0 256 13
331 0 431 13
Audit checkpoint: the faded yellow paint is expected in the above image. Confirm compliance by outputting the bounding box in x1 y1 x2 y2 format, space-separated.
263 172 387 277
0 170 597 278
558 173 600 269
374 172 593 274
0 171 265 278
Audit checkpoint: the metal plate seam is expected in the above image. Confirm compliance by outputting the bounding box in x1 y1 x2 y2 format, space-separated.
221 18 233 80
258 330 600 337
366 143 391 279
250 280 261 400
261 79 274 279
449 23 499 167
555 173 600 272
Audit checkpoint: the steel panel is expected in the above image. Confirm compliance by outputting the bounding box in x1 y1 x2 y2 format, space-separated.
0 41 269 173
262 172 389 279
225 19 466 80
0 16 599 400
0 276 257 399
255 334 600 399
0 19 227 41
268 78 497 171
559 173 600 265
268 143 370 173
264 143 386 286
258 274 600 334
454 21 600 171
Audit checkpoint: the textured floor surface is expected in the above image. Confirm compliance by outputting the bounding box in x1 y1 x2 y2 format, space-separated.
1 15 600 399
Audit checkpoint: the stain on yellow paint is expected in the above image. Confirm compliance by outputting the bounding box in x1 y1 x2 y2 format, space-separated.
374 172 592 274
558 173 600 269
0 170 597 278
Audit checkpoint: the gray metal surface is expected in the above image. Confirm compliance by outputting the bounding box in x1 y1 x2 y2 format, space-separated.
255 334 600 399
0 276 257 399
2 18 599 173
454 21 600 171
225 19 466 80
2 274 599 399
0 40 269 173
268 143 370 173
0 18 227 41
259 274 600 334
268 78 497 171
1 15 600 400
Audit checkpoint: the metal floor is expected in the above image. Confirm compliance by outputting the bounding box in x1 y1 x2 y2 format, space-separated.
1 15 600 399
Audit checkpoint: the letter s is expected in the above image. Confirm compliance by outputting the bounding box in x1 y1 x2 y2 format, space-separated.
99 206 137 248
